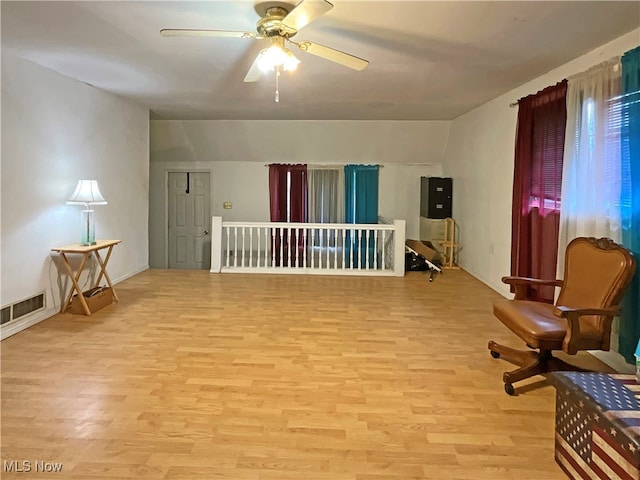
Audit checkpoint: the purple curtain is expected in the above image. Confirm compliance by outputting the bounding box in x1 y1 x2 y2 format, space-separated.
511 81 567 303
269 165 288 222
268 164 307 266
288 165 307 223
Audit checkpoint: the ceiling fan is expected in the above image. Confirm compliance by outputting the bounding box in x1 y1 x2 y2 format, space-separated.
160 0 369 85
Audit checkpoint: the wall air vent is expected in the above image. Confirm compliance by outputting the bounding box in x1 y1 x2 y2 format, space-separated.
0 307 10 325
3 293 45 323
12 294 45 319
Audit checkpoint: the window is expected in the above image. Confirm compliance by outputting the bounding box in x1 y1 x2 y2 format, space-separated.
559 59 622 245
527 97 566 213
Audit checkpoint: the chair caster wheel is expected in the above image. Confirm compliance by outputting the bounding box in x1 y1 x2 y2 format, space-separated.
505 383 515 396
490 350 500 359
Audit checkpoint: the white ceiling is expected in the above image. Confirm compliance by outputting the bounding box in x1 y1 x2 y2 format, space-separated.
2 1 639 120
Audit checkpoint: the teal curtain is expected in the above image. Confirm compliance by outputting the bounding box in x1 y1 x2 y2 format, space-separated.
620 45 640 362
344 165 380 267
345 165 379 223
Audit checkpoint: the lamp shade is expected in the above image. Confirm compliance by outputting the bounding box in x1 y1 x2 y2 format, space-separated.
67 180 107 205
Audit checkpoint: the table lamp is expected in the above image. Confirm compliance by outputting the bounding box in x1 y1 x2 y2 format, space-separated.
67 180 107 246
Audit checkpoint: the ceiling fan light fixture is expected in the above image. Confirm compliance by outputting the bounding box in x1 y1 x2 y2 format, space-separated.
283 49 300 71
257 44 299 73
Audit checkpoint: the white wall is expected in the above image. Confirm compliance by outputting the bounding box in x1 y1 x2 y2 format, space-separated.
443 28 640 296
149 120 448 268
1 53 150 337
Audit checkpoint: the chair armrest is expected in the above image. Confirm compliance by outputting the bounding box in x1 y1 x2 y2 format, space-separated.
554 305 620 355
501 276 563 287
501 276 563 300
553 305 620 318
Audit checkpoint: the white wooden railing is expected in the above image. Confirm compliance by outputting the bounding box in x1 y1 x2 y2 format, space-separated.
210 216 405 276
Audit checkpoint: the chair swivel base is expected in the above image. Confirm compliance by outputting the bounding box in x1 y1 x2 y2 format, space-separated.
487 340 583 395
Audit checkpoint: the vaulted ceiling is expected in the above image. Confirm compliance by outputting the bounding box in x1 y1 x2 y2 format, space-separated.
2 1 639 120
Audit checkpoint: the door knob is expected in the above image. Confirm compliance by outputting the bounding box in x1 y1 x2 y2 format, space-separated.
204 230 209 235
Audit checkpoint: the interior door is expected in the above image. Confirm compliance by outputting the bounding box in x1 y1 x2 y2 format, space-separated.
168 172 211 269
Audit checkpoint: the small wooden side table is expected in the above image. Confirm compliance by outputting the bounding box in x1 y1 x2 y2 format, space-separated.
51 239 122 316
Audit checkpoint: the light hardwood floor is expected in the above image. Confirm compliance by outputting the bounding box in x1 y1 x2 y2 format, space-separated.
1 269 611 479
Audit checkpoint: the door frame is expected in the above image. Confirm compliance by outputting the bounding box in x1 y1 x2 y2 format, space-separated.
164 168 213 269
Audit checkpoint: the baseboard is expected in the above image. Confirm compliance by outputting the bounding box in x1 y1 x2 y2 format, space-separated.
0 305 60 340
459 264 510 298
589 350 634 374
0 264 149 341
113 264 149 284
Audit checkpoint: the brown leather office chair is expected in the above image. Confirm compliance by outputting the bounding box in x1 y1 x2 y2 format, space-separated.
488 237 635 395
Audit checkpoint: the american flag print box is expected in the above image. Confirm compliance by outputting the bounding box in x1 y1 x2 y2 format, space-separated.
550 372 640 480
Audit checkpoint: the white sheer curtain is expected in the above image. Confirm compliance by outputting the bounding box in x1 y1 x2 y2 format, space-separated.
307 168 344 224
557 57 622 276
308 168 344 247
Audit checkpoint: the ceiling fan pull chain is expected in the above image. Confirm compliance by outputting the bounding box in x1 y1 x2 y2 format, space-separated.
275 66 281 103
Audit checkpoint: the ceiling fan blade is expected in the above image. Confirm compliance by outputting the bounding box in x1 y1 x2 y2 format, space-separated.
160 29 260 39
296 41 368 71
244 53 264 82
282 0 333 32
